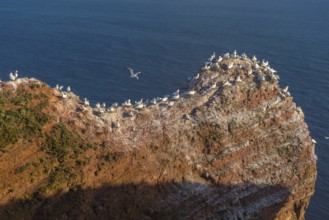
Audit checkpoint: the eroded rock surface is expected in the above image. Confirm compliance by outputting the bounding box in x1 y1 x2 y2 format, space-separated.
0 55 317 219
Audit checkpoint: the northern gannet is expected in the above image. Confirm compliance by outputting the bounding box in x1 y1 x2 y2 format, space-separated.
252 55 257 62
173 89 180 96
208 52 216 62
127 67 141 80
194 73 200 80
123 99 132 107
107 107 115 112
247 69 253 75
223 53 230 59
233 50 237 58
186 90 196 96
283 86 289 93
261 60 269 67
59 86 64 91
102 103 106 108
235 76 242 82
95 103 101 109
223 81 231 86
56 84 59 90
112 102 118 107
61 92 67 99
172 93 180 100
168 101 174 107
135 102 144 109
325 136 329 140
83 98 90 106
312 139 317 144
67 86 71 92
150 98 157 105
217 56 223 63
161 96 169 102
9 72 16 81
209 83 217 90
227 62 234 69
241 53 247 60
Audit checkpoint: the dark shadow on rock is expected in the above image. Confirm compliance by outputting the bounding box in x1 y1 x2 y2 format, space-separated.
0 182 290 220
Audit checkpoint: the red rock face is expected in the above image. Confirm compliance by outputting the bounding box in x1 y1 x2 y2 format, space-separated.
0 56 316 220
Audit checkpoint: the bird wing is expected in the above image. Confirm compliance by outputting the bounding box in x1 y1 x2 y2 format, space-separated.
135 72 141 76
127 67 134 76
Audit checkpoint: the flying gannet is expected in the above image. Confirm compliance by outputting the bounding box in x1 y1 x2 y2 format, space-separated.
127 67 141 80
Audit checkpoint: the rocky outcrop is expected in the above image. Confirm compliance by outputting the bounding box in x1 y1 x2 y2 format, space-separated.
0 54 317 219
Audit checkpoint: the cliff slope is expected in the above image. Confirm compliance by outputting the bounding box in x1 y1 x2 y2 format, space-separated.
0 54 317 219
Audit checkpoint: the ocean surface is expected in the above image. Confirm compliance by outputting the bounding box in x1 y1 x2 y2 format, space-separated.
0 0 328 218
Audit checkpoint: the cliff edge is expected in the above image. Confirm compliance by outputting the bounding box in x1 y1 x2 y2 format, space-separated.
0 54 317 219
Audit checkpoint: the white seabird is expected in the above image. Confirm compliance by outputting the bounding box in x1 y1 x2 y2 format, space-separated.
83 98 90 106
233 50 237 58
252 55 257 62
9 72 16 81
59 86 64 91
223 81 231 87
150 98 157 105
186 90 196 96
283 86 289 93
123 99 132 107
61 92 67 99
194 73 200 80
95 103 101 109
241 53 247 59
161 96 169 102
223 53 230 59
209 83 217 90
247 69 253 75
107 107 115 112
127 67 141 80
217 56 223 63
67 86 71 92
261 60 269 67
235 76 242 82
227 62 234 69
168 101 174 107
172 93 180 100
208 52 216 62
312 139 317 144
325 136 329 140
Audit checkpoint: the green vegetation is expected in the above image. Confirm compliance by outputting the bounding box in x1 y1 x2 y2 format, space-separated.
0 87 49 152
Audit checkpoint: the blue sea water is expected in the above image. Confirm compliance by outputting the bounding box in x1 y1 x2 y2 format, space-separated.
0 0 328 218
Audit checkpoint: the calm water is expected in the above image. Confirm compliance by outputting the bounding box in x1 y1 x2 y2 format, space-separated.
0 0 328 218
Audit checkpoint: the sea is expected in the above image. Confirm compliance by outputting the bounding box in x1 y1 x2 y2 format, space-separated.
0 0 328 218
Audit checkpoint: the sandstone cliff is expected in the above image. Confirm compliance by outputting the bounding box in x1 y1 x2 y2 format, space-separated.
0 55 317 219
